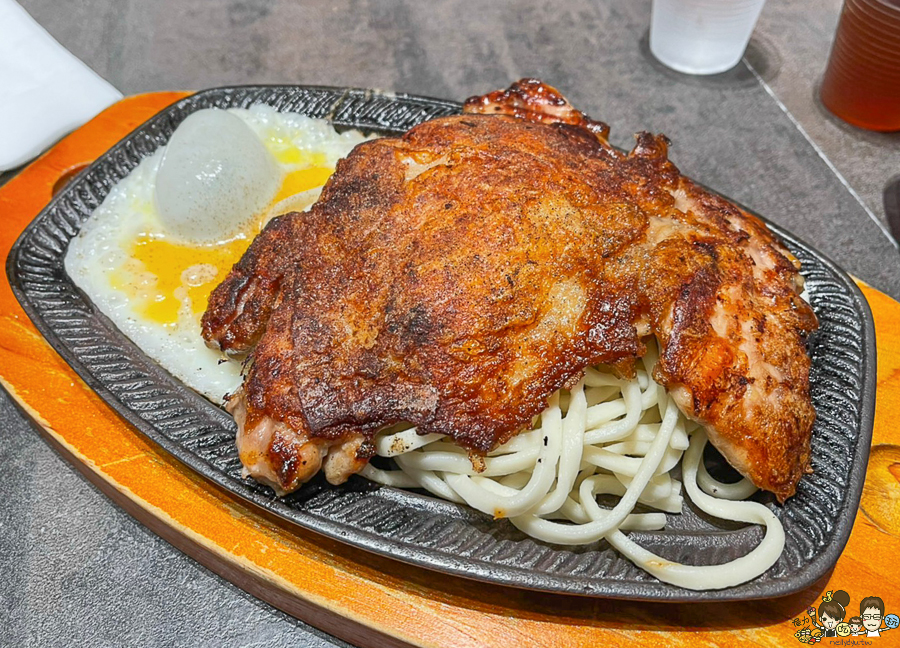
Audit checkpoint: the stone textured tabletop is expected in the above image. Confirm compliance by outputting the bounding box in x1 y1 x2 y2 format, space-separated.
2 0 898 645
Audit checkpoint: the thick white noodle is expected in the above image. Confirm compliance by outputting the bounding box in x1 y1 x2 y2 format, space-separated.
373 427 443 456
533 380 587 515
509 400 680 544
444 393 564 518
606 430 785 590
697 456 759 500
363 345 786 589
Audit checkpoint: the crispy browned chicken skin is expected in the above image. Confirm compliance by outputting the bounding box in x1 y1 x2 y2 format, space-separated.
202 80 817 502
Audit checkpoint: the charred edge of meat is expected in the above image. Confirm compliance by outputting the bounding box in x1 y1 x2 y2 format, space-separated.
463 78 611 141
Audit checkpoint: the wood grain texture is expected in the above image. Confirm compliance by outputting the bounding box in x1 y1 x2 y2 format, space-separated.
2 94 898 648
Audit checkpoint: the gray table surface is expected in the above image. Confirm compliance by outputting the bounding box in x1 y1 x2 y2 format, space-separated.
2 1 898 646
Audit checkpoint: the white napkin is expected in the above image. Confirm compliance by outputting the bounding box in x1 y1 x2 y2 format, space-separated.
0 0 122 171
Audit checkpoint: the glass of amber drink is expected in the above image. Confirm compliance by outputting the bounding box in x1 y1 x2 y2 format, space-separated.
820 0 900 131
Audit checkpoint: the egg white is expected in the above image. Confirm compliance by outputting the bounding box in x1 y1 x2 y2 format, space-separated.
65 105 371 402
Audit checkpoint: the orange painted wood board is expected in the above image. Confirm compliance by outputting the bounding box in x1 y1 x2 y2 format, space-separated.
2 94 899 648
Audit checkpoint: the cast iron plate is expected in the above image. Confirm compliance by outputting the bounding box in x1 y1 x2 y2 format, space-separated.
6 85 876 601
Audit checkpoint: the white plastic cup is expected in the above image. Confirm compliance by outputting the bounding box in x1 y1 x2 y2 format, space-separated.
649 0 767 75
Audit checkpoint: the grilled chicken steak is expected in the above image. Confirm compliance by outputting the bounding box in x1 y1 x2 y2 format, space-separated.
202 80 817 502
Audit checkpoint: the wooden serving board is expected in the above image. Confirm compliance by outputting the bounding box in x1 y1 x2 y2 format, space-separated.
2 94 899 648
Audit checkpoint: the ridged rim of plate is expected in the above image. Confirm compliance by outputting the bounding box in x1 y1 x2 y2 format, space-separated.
6 85 876 601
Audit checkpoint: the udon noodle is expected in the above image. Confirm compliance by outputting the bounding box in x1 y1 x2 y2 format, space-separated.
361 342 785 590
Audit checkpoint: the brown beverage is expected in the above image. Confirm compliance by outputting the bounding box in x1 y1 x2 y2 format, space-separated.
820 0 900 131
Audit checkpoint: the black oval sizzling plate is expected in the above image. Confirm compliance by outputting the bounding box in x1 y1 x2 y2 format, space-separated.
6 85 876 601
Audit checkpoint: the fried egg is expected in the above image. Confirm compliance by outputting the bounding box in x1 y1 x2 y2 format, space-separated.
65 105 371 401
